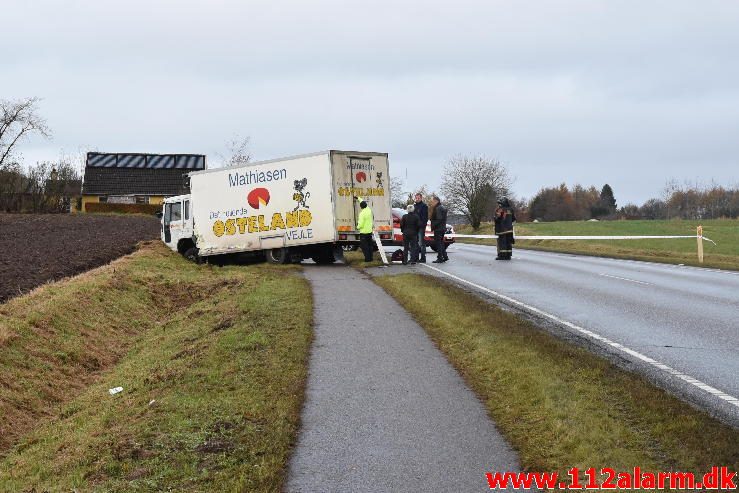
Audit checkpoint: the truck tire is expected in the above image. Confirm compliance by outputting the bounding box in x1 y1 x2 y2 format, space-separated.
184 246 202 264
266 247 290 264
311 251 336 264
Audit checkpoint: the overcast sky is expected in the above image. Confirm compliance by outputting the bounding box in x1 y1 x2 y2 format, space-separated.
3 0 738 205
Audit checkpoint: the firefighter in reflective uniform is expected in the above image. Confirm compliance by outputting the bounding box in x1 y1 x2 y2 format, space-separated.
494 197 515 260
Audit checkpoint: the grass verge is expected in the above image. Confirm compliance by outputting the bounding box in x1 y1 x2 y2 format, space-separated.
0 242 312 492
374 273 739 481
342 249 387 268
455 219 739 270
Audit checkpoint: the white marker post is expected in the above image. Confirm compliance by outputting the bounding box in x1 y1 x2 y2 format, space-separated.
697 225 704 264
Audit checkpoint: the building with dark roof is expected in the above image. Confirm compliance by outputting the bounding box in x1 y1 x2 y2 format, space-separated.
81 152 206 212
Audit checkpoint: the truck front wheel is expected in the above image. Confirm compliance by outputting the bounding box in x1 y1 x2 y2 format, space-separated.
266 247 290 264
184 246 202 264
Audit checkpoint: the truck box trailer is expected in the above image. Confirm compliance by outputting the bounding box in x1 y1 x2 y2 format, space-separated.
160 150 392 263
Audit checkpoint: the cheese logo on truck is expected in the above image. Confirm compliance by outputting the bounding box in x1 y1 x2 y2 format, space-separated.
212 176 314 239
247 187 271 209
212 210 313 237
355 171 367 183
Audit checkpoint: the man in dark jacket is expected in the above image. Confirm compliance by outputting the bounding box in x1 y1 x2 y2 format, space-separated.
413 193 429 263
429 195 448 263
494 197 515 260
400 204 421 264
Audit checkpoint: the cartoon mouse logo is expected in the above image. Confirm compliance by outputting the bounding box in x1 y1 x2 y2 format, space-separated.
375 171 384 188
292 178 310 211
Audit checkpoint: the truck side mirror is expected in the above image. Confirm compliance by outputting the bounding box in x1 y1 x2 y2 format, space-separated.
155 211 163 219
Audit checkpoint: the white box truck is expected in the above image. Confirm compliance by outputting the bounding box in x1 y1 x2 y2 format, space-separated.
160 150 393 264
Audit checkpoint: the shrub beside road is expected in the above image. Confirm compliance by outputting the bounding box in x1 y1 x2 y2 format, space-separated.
455 218 739 270
0 242 311 491
374 273 739 480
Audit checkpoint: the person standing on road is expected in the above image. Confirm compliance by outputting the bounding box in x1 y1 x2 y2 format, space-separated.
429 195 449 263
400 204 421 265
494 197 515 260
413 193 428 263
357 199 374 262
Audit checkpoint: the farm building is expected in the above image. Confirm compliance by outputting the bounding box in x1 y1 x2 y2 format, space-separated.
81 152 206 213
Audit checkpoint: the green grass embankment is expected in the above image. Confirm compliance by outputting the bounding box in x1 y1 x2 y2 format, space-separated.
375 274 739 485
0 242 312 491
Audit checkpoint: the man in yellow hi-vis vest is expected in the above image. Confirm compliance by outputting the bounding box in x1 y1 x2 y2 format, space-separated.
356 198 374 262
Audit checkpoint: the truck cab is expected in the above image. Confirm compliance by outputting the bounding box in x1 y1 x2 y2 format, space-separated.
161 194 197 260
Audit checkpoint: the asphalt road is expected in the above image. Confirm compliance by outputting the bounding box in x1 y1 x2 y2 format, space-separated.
287 265 521 492
414 243 739 425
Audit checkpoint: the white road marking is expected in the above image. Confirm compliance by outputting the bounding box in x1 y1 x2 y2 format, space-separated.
421 263 739 409
599 273 651 285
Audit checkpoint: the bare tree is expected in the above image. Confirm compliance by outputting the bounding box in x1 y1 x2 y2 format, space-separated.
0 161 24 211
396 184 437 209
440 155 511 229
24 161 53 212
412 184 429 196
218 135 252 167
45 155 82 212
0 97 51 169
640 198 667 219
662 178 680 220
389 175 408 208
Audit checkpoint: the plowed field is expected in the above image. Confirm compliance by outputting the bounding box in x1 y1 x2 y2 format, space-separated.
0 214 160 302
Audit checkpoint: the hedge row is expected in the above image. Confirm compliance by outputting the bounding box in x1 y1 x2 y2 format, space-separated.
85 203 161 215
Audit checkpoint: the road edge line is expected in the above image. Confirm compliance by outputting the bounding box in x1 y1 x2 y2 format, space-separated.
421 263 739 427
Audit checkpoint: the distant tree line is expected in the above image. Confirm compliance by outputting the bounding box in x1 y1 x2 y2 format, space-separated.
0 159 82 213
620 181 739 220
521 181 738 222
411 152 739 225
528 183 617 221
